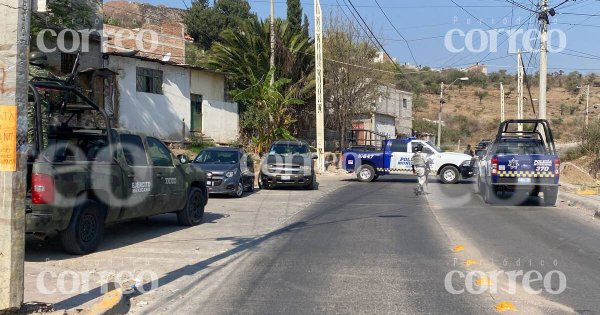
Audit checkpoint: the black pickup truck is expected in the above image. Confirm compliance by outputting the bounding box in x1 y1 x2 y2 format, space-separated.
27 70 208 254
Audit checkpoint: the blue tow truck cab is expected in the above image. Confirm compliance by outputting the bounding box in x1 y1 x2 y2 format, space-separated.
341 131 474 184
477 119 560 206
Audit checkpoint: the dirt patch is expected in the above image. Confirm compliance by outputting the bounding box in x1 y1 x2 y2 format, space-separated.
561 155 600 187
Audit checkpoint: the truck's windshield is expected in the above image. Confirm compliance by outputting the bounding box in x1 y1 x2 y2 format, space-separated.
195 150 239 164
426 141 443 153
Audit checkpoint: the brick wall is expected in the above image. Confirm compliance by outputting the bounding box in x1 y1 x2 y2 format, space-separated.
104 22 185 64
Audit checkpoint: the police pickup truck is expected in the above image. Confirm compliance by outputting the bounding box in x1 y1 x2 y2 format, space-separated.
341 131 474 184
477 119 560 206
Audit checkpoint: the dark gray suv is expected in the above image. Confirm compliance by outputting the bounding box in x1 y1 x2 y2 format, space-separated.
192 147 255 197
259 140 317 190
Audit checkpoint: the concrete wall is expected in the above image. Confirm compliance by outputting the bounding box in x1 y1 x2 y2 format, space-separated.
374 113 395 138
375 85 413 136
397 90 413 136
190 70 225 101
202 100 239 144
108 55 191 140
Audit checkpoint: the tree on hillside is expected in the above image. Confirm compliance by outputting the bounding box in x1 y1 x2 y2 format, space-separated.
324 13 382 149
474 90 489 104
287 0 303 35
184 0 256 51
565 71 582 94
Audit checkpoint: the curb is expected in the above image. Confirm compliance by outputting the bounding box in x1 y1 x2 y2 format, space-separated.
82 283 127 315
559 190 600 220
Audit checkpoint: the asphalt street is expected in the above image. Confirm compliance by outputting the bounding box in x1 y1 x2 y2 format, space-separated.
139 176 600 314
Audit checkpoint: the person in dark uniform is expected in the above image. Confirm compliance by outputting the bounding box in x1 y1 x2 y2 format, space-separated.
464 144 475 157
28 51 64 150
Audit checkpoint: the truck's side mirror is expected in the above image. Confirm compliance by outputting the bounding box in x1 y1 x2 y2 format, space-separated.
177 154 190 164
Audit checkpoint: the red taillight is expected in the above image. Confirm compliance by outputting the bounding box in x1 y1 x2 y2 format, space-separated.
491 156 498 175
555 159 561 175
32 173 54 204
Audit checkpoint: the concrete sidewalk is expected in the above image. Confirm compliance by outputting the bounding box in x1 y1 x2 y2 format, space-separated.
23 174 352 314
558 183 600 220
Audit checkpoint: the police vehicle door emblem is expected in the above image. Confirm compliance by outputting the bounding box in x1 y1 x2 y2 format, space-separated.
508 158 519 170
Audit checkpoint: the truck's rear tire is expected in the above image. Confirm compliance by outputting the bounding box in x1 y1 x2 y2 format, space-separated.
60 199 105 255
177 187 205 226
439 166 460 184
543 187 559 206
357 165 376 182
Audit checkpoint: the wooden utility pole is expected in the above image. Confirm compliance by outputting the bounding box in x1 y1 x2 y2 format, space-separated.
314 0 324 172
517 50 524 131
500 82 505 122
269 0 275 85
0 0 30 310
539 0 549 119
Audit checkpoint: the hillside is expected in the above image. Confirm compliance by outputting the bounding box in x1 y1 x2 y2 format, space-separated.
103 0 184 28
413 83 600 147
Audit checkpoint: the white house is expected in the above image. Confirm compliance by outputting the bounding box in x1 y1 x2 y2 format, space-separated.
105 53 239 143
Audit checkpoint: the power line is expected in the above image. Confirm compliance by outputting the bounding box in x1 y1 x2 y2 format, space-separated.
505 0 539 12
344 0 401 71
373 0 417 66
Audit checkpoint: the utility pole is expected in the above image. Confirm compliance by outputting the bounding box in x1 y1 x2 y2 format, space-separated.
500 82 505 122
539 0 549 119
437 82 444 148
314 0 325 172
517 50 524 131
269 0 275 85
0 0 30 310
586 84 590 127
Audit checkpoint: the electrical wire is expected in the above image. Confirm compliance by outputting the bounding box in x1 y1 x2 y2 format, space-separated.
372 0 418 66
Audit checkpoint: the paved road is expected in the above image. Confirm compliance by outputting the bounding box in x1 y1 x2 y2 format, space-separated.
139 177 600 314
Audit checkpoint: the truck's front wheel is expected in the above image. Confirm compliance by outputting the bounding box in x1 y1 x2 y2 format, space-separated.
177 187 206 226
357 165 376 182
439 166 460 184
60 199 105 255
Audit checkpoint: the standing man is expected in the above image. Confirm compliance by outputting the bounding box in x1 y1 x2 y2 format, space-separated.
412 144 429 195
464 144 474 157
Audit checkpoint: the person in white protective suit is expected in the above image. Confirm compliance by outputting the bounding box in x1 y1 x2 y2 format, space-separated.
411 143 430 195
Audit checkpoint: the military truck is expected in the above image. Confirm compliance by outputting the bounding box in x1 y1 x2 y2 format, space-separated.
27 63 208 254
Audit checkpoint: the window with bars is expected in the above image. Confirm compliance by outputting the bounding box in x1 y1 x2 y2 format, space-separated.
136 67 163 94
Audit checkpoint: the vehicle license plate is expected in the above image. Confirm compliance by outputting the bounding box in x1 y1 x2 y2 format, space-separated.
518 177 531 184
281 175 291 181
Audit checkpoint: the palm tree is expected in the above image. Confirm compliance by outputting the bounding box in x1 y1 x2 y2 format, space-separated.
232 70 304 153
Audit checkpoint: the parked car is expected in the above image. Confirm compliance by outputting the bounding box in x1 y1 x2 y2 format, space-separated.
259 140 318 190
192 147 255 197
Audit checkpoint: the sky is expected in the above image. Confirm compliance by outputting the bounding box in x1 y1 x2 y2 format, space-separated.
132 0 600 74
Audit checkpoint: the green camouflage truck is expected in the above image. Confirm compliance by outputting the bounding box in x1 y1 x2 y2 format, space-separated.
27 71 207 255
